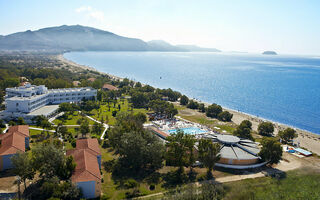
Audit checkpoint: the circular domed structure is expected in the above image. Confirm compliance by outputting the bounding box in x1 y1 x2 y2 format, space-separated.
202 134 262 168
216 135 240 144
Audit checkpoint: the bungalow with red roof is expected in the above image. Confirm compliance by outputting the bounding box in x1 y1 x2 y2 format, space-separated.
66 138 102 199
76 138 101 169
102 83 118 91
0 125 30 171
87 78 96 82
67 149 101 199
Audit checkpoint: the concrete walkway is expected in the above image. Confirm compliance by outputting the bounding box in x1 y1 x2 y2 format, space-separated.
49 112 64 123
3 124 9 133
79 111 109 140
29 127 56 133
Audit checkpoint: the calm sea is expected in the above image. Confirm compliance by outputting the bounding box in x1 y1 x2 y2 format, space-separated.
64 52 320 134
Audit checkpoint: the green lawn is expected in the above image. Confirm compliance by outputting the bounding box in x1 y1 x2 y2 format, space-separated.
175 106 236 133
224 168 320 200
89 99 148 126
100 146 167 200
53 99 147 127
53 111 95 125
98 144 233 200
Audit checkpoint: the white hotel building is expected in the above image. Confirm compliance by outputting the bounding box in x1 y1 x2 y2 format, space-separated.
1 83 97 120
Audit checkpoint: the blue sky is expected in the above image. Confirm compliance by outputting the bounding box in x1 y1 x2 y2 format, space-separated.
0 0 320 55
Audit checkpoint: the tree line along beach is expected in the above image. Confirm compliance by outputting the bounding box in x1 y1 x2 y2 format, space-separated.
58 53 320 156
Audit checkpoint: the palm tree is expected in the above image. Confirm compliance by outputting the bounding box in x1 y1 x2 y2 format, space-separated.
198 139 221 179
184 134 196 172
14 177 21 200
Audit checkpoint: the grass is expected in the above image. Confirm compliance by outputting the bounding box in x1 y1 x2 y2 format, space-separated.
98 144 234 199
100 146 167 200
29 129 44 137
176 105 236 133
223 168 320 200
53 111 95 125
89 99 148 126
53 99 147 127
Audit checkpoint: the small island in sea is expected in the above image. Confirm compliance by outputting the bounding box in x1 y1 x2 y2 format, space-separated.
262 51 278 55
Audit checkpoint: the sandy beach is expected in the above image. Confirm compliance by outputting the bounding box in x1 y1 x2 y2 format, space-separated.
58 54 320 156
56 54 123 81
226 108 320 155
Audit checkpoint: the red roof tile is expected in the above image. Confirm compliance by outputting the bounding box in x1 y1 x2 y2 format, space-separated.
7 125 29 137
87 78 96 82
0 132 25 155
68 149 101 182
149 126 169 138
0 125 29 141
102 83 118 91
76 138 101 156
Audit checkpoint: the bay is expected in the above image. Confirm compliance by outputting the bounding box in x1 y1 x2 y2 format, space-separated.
64 51 320 134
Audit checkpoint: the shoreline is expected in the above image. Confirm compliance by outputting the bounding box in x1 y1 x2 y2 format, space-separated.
58 53 320 155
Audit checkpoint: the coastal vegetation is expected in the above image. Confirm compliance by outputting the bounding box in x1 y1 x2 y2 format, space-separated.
258 121 274 136
11 144 80 200
278 128 298 144
259 137 283 164
0 52 319 200
198 139 221 178
233 120 254 140
224 168 320 200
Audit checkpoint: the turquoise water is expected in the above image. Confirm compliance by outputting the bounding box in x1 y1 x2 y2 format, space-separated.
168 127 207 135
64 52 320 134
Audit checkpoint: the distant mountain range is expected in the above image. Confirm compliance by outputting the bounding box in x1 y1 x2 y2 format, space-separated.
0 25 221 52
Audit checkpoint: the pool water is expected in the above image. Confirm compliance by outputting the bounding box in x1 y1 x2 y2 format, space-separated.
168 127 207 135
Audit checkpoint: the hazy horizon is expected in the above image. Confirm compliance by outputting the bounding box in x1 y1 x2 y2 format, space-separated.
1 0 320 55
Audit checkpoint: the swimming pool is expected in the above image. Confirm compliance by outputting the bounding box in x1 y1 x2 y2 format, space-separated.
167 127 207 135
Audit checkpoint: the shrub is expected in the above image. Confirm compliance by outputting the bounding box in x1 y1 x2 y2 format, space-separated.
259 137 282 164
217 111 233 122
149 184 155 190
125 189 141 198
187 100 199 109
198 103 205 113
180 95 189 105
206 104 222 118
124 179 139 189
258 122 274 136
102 140 110 148
71 139 76 148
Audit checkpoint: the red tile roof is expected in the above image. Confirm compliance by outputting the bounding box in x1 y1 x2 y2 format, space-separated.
0 125 29 141
0 125 29 156
68 149 101 182
102 83 118 91
149 126 169 139
7 125 29 137
76 138 101 156
87 78 96 82
0 132 25 155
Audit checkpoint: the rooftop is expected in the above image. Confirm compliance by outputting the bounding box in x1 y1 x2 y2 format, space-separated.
27 105 59 116
76 138 101 156
0 132 26 155
67 149 101 182
202 134 261 161
148 126 169 139
0 125 29 140
49 87 95 92
102 83 118 91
